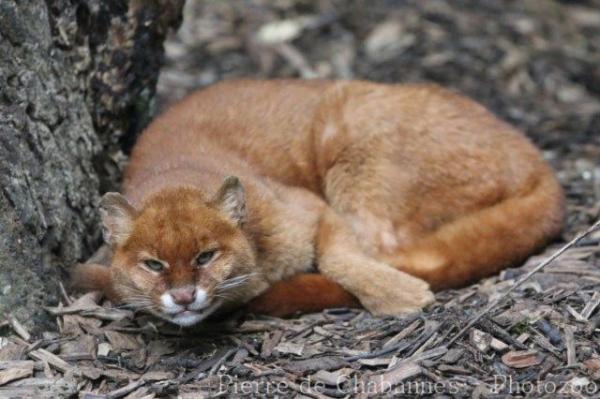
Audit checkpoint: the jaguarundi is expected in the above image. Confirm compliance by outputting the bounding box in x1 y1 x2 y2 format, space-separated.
72 79 564 326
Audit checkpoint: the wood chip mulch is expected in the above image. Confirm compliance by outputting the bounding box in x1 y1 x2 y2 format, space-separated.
2 0 599 398
1 235 599 398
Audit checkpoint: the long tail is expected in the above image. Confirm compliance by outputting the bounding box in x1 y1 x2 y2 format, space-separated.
246 274 360 317
247 171 563 315
386 169 565 290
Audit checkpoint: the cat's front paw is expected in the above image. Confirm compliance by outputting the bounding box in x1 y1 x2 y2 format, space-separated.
358 270 435 316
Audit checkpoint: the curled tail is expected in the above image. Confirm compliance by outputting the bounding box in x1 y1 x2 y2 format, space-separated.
386 170 565 290
246 171 563 315
246 274 360 317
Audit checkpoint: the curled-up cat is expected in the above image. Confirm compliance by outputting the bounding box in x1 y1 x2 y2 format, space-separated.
72 80 564 326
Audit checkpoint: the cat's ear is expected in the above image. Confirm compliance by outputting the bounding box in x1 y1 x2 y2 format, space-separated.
100 193 137 246
211 176 246 226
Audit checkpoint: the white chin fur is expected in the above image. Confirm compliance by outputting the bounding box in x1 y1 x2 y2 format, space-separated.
162 299 223 327
170 311 205 327
189 288 208 311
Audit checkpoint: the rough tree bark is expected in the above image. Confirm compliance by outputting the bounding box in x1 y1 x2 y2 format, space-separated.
0 0 184 330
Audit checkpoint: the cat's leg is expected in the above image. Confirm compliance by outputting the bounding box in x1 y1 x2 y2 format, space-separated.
381 169 564 290
249 180 432 316
313 82 563 291
315 209 434 316
70 262 121 302
71 245 117 300
321 145 563 291
313 93 563 290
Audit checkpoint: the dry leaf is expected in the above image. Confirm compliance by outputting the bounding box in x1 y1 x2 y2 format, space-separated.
104 331 141 352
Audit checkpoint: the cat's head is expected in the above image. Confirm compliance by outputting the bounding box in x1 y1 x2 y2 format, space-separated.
101 177 261 326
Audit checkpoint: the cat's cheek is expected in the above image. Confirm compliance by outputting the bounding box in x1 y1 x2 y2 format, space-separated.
129 268 162 291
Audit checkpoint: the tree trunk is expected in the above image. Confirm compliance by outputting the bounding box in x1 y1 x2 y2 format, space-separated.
0 0 184 330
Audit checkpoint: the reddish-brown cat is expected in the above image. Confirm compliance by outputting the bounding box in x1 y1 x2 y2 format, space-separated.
72 80 564 326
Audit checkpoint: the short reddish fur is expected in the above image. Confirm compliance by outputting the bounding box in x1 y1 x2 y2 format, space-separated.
73 79 564 320
246 274 360 317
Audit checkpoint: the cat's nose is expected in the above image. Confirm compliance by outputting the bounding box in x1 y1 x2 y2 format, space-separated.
170 286 196 305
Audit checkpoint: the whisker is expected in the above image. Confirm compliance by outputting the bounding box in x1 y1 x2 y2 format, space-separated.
215 273 258 293
212 293 234 301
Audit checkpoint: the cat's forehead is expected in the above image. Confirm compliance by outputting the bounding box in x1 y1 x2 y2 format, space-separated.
123 199 237 259
136 189 228 230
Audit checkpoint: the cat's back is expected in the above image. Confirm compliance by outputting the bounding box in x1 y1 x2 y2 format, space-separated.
126 79 337 193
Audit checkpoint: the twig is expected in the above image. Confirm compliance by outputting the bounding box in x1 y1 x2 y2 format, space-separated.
581 291 600 320
564 326 576 366
447 218 600 347
58 281 73 306
107 378 146 399
343 341 411 362
274 43 318 78
208 348 236 376
9 315 31 342
478 318 527 350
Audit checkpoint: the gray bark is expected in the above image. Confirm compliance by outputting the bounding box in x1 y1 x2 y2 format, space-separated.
0 0 184 331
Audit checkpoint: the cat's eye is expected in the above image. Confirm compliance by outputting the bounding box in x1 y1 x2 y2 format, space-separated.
143 259 165 272
195 250 217 267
